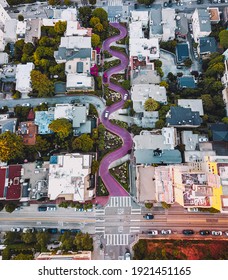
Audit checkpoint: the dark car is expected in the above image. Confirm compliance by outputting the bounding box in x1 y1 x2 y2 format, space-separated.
60 229 70 234
13 9 20 13
143 214 154 220
183 229 194 235
199 230 211 235
47 228 58 234
38 206 47 211
70 229 81 234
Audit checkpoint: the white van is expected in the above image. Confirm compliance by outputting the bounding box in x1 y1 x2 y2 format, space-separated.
104 111 109 119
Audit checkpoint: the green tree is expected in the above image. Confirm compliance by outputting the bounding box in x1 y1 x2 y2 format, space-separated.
159 81 169 89
18 14 24 21
0 132 24 162
78 6 92 27
122 80 131 90
144 98 160 111
35 136 51 153
94 23 104 33
201 94 215 112
30 70 54 97
72 134 94 152
5 203 17 213
89 0 97 4
49 118 72 139
155 119 165 129
4 232 20 245
23 42 35 56
91 160 99 175
89 17 100 27
219 30 228 49
74 232 93 251
54 21 67 35
222 117 228 124
133 239 147 260
64 0 72 5
92 8 108 23
36 232 50 250
184 58 192 68
21 233 36 244
14 253 34 260
60 232 74 251
145 202 153 209
14 39 25 61
91 33 100 47
12 90 21 99
161 202 171 209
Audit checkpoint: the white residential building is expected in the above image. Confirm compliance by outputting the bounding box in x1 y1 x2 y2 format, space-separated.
130 10 149 29
48 153 94 202
191 8 211 43
16 21 27 39
149 7 163 40
133 128 177 151
131 84 167 113
129 37 160 61
15 63 34 96
0 4 10 27
161 8 176 41
60 36 91 49
129 21 144 39
66 21 92 37
0 29 5 51
4 19 17 42
178 99 204 116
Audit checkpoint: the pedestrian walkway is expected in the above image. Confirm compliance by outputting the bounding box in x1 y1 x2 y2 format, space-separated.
131 208 141 215
95 226 105 233
106 196 132 208
108 0 122 6
95 209 105 216
130 226 140 233
104 234 129 246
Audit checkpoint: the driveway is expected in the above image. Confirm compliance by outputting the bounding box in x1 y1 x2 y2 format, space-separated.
99 23 133 197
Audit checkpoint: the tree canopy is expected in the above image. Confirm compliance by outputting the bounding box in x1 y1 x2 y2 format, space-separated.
54 21 67 36
48 118 73 139
92 8 108 23
144 98 160 111
219 30 228 49
91 33 101 47
72 134 94 152
0 132 24 162
30 70 54 97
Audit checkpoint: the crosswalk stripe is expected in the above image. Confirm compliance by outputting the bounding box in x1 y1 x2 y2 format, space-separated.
104 234 130 246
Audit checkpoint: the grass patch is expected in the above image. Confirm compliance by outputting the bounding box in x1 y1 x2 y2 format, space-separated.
110 161 130 192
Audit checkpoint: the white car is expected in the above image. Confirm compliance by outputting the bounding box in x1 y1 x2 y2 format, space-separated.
11 227 21 232
211 231 222 236
125 252 131 260
23 228 34 233
47 206 56 211
148 230 158 235
161 229 172 235
123 94 128 100
224 231 228 236
22 103 30 107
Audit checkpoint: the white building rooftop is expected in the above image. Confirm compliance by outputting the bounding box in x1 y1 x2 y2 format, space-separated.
15 62 34 94
60 36 91 49
48 153 92 202
178 99 204 116
129 21 144 39
129 37 160 60
16 21 26 36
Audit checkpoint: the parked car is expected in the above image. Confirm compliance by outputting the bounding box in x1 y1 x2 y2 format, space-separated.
13 9 20 13
36 228 46 232
124 252 131 260
75 208 84 212
161 229 172 235
23 228 34 233
47 206 57 211
47 228 58 234
123 93 128 100
70 229 81 234
224 231 228 236
187 207 198 212
60 229 70 234
182 229 194 235
104 110 109 119
148 230 158 235
38 206 47 212
199 230 211 235
11 227 20 232
211 231 222 236
143 213 154 220
22 103 30 107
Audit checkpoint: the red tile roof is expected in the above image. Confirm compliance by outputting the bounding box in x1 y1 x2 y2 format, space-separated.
6 165 22 200
0 168 6 198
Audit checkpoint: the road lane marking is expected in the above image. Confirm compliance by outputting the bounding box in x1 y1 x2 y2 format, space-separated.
130 219 140 222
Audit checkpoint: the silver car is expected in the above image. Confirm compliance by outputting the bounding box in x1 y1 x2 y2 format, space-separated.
148 230 158 235
211 231 222 236
161 229 172 235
